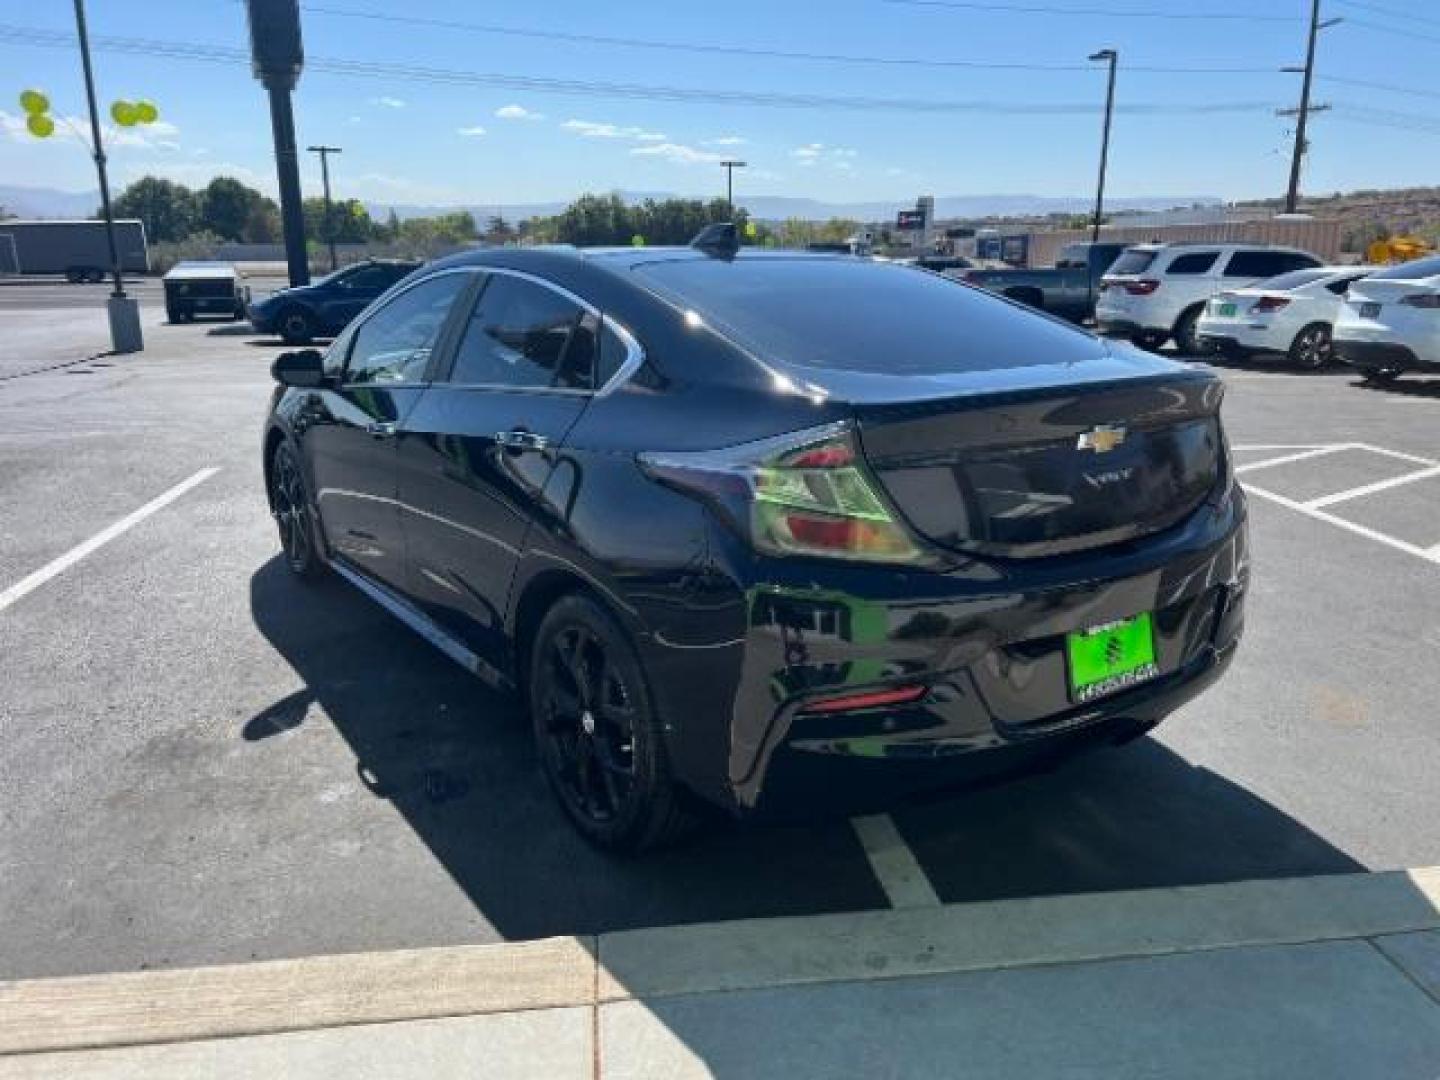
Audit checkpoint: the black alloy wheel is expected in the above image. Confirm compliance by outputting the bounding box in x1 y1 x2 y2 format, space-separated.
270 443 323 579
1289 323 1333 370
1365 367 1403 384
279 307 316 345
1133 330 1168 352
530 594 691 852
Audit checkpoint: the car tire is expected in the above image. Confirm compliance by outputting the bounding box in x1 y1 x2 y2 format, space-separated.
65 268 82 284
1288 323 1333 370
166 306 181 324
1364 368 1403 385
1172 306 1205 357
278 307 316 345
1133 331 1168 352
529 593 695 853
268 442 325 580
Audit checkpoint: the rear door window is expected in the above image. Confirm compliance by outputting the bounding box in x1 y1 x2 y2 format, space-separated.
1223 250 1320 279
447 274 590 390
1164 252 1220 276
1107 250 1156 275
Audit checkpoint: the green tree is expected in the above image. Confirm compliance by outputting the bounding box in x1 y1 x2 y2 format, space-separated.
302 196 376 244
242 199 282 244
199 176 266 241
111 176 199 243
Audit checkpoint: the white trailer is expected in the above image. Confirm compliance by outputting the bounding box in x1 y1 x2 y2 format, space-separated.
0 219 149 282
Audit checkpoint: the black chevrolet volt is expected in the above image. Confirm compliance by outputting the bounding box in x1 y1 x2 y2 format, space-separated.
262 228 1248 851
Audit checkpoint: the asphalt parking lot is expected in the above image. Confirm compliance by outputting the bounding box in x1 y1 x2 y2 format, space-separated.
2 289 1438 981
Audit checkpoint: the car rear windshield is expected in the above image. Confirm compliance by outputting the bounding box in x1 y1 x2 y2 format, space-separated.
1107 250 1157 275
634 256 1096 376
1256 269 1333 291
1371 255 1440 280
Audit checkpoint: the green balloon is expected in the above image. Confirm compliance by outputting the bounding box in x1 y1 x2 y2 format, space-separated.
26 113 55 138
19 88 49 115
110 100 138 127
134 99 158 124
630 234 646 247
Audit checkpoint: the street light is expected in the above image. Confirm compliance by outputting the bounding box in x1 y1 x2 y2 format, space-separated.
720 160 747 218
1088 49 1118 244
307 145 342 272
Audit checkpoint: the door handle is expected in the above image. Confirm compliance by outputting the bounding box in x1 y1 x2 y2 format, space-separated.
366 421 398 439
495 429 550 451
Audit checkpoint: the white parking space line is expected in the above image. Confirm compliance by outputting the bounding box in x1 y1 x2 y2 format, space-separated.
1233 445 1351 475
1350 443 1440 468
1242 481 1440 566
0 467 220 614
850 814 941 909
1305 465 1440 510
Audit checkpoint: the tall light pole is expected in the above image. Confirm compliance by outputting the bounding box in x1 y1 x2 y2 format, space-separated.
307 144 342 272
72 0 142 352
720 159 746 218
1281 0 1341 214
1088 49 1117 244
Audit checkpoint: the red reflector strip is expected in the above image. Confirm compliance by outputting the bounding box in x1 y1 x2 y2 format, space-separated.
800 685 928 714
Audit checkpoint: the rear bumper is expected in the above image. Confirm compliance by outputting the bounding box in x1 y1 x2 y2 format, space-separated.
644 491 1249 819
1095 318 1161 340
1335 339 1428 372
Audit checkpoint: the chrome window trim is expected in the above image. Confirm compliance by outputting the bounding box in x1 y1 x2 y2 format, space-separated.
338 266 479 389
439 265 645 398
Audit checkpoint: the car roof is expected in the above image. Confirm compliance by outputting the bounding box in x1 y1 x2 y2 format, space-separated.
163 261 239 280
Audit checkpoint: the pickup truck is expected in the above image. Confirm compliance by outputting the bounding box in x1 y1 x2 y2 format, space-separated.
955 241 1129 322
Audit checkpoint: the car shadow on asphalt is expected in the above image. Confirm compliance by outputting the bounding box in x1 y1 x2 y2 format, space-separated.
1349 376 1440 399
247 555 1364 937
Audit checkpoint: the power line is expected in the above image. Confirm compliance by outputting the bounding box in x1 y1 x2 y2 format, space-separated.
1320 74 1440 103
199 0 1286 75
0 24 1283 116
881 0 1297 21
1332 104 1440 136
1333 0 1440 29
1343 15 1440 45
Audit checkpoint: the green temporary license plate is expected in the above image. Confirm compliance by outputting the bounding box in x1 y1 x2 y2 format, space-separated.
1218 303 1237 317
1066 613 1159 703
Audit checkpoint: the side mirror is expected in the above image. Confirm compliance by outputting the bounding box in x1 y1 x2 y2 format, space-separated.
271 348 326 388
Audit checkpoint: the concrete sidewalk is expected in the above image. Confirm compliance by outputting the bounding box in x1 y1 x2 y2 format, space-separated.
3 868 1440 1078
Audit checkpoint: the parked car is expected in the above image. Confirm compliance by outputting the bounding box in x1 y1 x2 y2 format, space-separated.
1096 244 1323 355
1334 255 1440 383
1195 266 1377 369
262 232 1248 851
163 261 250 323
957 241 1128 322
912 254 974 274
248 259 420 343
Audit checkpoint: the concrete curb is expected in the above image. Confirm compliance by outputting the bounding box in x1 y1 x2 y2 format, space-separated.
3 868 1437 1058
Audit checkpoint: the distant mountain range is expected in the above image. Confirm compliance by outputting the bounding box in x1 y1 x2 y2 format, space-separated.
2 183 1220 225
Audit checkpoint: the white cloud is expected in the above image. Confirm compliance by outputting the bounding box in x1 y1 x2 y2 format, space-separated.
791 143 857 169
562 119 666 142
369 96 406 109
348 115 362 125
2 111 181 153
495 104 544 121
115 160 274 194
704 135 747 147
457 125 487 137
630 142 725 166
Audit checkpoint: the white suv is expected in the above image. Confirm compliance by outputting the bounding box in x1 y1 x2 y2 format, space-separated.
1095 243 1323 354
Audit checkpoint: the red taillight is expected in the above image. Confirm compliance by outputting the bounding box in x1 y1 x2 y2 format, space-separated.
800 685 928 715
1125 279 1161 296
1251 295 1291 313
787 444 855 469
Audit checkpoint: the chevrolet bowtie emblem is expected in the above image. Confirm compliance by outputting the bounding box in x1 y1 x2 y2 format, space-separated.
1078 425 1127 453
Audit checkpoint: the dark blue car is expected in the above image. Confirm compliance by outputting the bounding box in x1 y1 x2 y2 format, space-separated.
248 259 419 344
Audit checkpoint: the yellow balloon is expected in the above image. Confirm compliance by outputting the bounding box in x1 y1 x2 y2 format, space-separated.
110 100 138 127
26 113 55 138
19 88 49 115
134 99 158 124
744 220 758 238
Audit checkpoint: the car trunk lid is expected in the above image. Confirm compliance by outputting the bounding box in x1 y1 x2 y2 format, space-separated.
855 368 1224 559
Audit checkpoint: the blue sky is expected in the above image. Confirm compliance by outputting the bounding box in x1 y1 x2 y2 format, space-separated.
2 0 1438 210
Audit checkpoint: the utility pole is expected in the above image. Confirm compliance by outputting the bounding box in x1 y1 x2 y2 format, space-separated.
720 159 746 218
247 0 309 287
1088 49 1117 244
307 144 342 272
1281 0 1341 214
73 0 142 351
